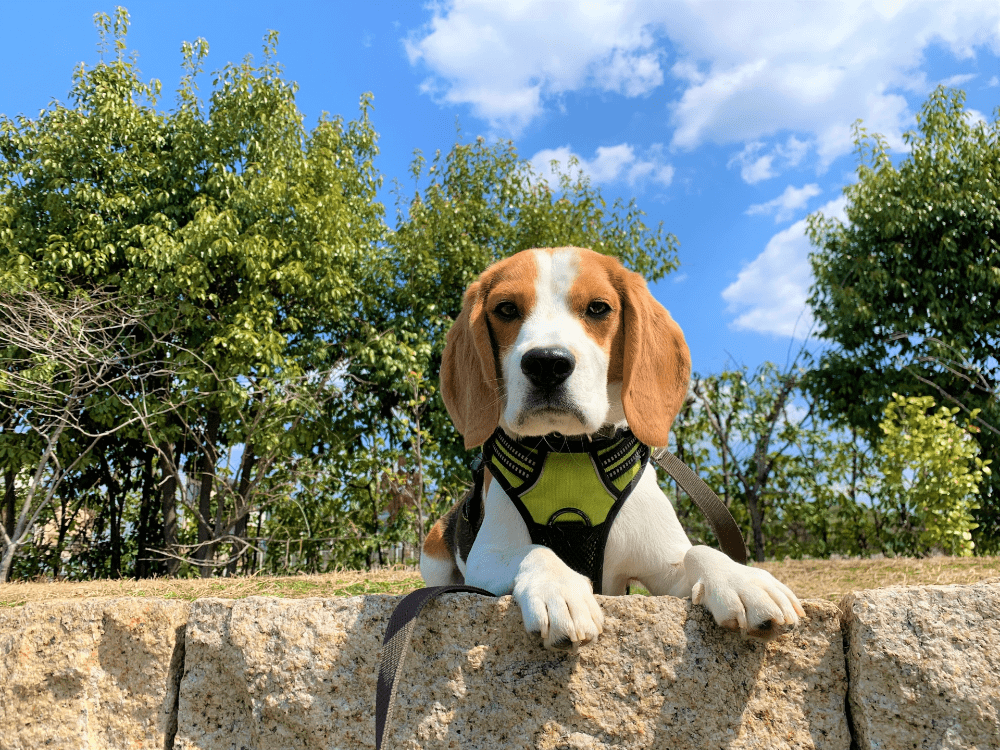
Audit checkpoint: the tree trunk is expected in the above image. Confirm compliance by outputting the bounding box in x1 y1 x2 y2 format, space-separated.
0 544 15 583
3 467 14 541
52 494 69 579
159 441 180 576
197 410 221 578
135 449 155 579
99 451 122 579
0 469 14 582
745 488 767 562
226 444 257 576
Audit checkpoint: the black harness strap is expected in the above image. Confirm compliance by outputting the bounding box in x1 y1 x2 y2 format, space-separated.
374 449 747 748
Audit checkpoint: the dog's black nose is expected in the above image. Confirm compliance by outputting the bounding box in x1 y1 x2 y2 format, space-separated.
521 347 576 388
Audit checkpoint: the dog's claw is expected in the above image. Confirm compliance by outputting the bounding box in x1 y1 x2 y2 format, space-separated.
747 619 780 640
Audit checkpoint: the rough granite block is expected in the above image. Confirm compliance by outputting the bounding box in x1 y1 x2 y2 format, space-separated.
0 598 189 750
175 594 847 750
842 579 1000 750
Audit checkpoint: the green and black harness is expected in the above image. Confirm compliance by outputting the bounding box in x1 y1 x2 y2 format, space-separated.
376 428 748 749
482 426 648 594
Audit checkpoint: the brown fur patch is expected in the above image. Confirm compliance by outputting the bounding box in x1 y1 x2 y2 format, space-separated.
616 259 691 447
478 251 538 355
422 518 452 561
569 250 623 366
439 251 537 448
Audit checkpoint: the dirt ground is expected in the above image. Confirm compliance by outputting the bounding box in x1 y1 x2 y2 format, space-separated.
2 556 999 607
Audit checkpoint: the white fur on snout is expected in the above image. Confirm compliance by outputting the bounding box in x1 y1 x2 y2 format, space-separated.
513 546 604 649
501 249 611 438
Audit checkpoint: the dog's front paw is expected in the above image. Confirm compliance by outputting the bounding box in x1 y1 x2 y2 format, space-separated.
513 548 604 650
686 547 804 640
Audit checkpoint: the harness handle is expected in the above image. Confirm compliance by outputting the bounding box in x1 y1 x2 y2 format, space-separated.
546 507 593 526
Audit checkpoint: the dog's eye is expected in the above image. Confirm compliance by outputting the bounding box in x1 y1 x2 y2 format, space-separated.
586 300 612 318
494 301 520 321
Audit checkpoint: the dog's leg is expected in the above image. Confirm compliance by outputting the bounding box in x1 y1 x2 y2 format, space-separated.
605 467 803 639
420 514 464 586
604 467 693 597
465 483 604 651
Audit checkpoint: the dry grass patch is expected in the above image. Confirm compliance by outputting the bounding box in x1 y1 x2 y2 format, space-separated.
754 556 1000 602
1 556 998 607
0 567 423 608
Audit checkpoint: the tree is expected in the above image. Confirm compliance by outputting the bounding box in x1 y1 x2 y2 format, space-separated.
0 290 180 581
343 136 681 548
670 360 811 561
807 87 1000 552
0 9 685 578
0 9 386 577
670 362 990 560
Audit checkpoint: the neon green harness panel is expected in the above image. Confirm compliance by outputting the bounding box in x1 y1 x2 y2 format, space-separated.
524 452 611 525
488 429 646 521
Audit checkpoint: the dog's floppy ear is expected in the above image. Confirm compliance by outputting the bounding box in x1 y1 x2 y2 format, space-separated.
440 279 500 449
618 269 691 447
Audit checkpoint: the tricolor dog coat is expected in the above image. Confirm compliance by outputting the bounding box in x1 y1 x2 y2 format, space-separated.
422 247 804 651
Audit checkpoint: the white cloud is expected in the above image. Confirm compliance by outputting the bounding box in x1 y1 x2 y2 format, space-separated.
405 0 663 133
406 1 1000 165
746 184 822 223
729 137 811 184
663 1 1000 164
939 73 977 87
729 143 777 184
530 143 674 188
722 197 847 338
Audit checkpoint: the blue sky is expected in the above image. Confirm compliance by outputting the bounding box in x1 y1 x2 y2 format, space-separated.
3 1 999 376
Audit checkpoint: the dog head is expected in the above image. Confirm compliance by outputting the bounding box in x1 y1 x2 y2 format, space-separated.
440 247 690 449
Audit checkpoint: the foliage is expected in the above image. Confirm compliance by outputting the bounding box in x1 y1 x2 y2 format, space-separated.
0 8 385 578
877 393 988 556
12 12 990 577
806 86 1000 551
0 9 680 579
350 135 681 546
670 361 819 561
670 366 990 560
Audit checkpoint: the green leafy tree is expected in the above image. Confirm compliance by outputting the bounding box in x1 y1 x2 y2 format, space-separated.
670 361 813 561
0 8 385 577
673 366 990 560
349 137 681 541
0 9 687 578
807 86 1000 551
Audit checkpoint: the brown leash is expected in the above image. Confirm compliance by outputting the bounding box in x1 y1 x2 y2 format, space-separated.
650 447 747 566
374 449 746 749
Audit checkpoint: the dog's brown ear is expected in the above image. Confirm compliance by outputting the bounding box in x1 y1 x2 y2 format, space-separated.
619 269 691 447
440 280 500 449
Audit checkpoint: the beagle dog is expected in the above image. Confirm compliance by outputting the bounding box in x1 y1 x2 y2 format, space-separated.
421 247 804 650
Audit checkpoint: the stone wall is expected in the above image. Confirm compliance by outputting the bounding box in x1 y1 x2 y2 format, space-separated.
0 581 997 749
